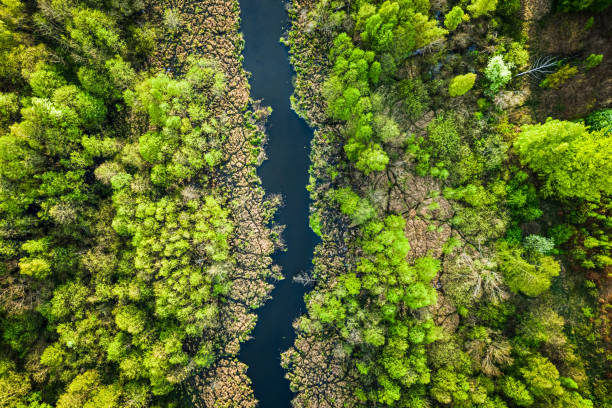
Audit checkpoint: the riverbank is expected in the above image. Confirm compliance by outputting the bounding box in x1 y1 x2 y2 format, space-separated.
144 1 282 405
282 1 610 407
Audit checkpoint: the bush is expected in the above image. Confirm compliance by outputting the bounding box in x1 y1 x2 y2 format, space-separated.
584 53 603 70
585 108 612 133
467 0 498 17
524 235 555 255
515 119 612 201
449 73 477 97
496 0 521 16
444 6 464 30
557 0 612 12
539 64 578 89
505 42 529 69
484 55 512 94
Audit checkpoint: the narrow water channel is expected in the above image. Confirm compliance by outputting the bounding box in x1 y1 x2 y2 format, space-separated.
237 1 319 407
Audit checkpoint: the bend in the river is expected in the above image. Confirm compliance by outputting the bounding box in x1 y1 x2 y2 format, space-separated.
238 1 319 407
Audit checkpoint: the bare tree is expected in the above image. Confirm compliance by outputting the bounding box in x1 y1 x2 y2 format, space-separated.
294 270 316 286
515 56 560 79
466 329 513 377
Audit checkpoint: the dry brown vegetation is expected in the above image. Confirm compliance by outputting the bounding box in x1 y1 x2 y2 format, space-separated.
527 6 612 119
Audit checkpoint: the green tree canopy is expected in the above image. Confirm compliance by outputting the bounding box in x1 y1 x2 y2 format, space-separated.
515 119 612 202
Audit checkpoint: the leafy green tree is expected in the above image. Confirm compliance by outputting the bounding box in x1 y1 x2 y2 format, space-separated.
515 119 612 201
520 355 564 399
449 73 477 97
497 242 560 296
356 0 446 62
505 42 529 69
484 55 512 94
585 108 611 133
0 358 31 407
444 6 464 30
355 143 389 174
56 371 122 408
2 314 38 354
333 187 376 225
373 114 401 143
467 0 498 17
501 376 534 406
584 53 603 70
67 8 127 64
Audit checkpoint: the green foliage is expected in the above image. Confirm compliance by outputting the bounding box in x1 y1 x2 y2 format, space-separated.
356 0 446 60
502 376 534 406
585 108 612 133
446 183 509 243
304 213 439 406
520 355 564 399
286 1 610 407
584 53 603 70
333 187 376 225
373 114 401 143
449 73 477 97
323 32 392 175
496 0 522 16
484 55 512 94
497 242 560 296
539 64 578 89
0 2 263 405
396 78 430 121
2 312 39 354
425 113 461 164
309 211 323 236
444 6 464 30
0 358 32 407
505 42 529 69
67 8 127 64
556 0 612 12
467 0 498 18
505 169 543 223
524 234 555 255
355 142 390 174
515 119 612 201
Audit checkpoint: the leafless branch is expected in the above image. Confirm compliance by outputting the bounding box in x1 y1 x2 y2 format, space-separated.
515 56 560 79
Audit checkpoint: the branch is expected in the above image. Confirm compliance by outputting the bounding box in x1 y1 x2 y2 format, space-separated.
514 55 560 79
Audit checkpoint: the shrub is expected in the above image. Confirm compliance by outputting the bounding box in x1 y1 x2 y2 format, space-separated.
497 243 560 297
515 119 612 201
557 0 612 12
539 64 578 89
444 6 464 30
496 0 521 16
484 55 512 94
467 0 498 17
524 235 555 255
585 108 612 133
505 42 529 69
584 53 603 70
449 73 477 97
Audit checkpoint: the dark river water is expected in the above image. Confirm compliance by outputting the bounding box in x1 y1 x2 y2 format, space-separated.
237 1 318 407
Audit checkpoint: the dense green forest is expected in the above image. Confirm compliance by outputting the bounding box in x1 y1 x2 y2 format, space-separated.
283 0 611 407
1 0 611 407
0 0 278 406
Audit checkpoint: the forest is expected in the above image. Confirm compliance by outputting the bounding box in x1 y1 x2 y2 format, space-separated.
0 0 279 406
283 0 612 407
0 0 610 407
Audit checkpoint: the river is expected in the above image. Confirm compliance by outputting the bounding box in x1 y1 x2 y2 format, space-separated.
237 1 319 407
